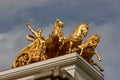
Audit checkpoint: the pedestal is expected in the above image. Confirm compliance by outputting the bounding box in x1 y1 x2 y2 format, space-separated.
0 53 104 80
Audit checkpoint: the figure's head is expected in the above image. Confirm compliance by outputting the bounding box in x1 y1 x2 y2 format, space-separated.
55 19 64 28
81 22 89 36
37 28 43 34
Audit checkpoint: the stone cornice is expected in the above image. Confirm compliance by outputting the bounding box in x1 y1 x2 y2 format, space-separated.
0 53 104 80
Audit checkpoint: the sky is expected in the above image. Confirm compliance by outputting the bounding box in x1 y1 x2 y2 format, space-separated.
0 0 120 80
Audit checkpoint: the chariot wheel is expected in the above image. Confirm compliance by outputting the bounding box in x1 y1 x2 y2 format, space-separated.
12 52 32 68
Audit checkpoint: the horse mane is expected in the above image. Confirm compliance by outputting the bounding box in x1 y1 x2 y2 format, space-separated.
71 23 88 35
86 34 100 41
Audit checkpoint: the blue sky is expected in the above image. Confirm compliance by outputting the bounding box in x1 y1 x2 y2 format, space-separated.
0 0 120 80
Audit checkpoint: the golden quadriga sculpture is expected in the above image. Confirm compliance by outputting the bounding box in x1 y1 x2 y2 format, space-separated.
12 19 104 72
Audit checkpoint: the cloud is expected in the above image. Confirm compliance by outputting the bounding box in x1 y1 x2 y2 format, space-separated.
0 0 58 32
0 0 120 80
0 0 120 33
89 22 120 80
0 18 120 80
0 25 27 70
0 0 57 20
0 21 57 70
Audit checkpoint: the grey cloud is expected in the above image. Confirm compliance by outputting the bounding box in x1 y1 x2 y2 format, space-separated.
0 0 120 27
0 0 120 80
89 22 120 80
0 20 120 79
0 22 55 70
0 25 28 70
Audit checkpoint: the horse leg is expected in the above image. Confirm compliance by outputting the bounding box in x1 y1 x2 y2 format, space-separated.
95 51 102 61
78 45 83 55
89 59 104 72
69 41 73 53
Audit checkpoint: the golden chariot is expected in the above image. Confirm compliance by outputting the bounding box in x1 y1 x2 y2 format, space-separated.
12 19 104 72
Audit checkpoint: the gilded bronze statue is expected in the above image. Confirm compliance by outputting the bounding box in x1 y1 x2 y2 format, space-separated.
45 19 65 58
76 34 104 71
12 21 47 68
12 19 65 68
12 19 104 72
56 23 89 56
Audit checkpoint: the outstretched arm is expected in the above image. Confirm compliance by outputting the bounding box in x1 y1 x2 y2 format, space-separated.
26 21 37 36
95 51 102 61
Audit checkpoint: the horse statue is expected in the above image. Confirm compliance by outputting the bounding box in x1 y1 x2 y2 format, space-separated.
45 19 65 58
12 19 104 71
77 34 104 71
51 19 64 42
56 23 89 56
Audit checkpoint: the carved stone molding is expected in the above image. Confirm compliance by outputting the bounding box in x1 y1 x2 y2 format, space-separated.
0 53 104 80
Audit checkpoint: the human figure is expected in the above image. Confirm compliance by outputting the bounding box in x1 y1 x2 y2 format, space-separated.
26 21 45 41
26 21 47 61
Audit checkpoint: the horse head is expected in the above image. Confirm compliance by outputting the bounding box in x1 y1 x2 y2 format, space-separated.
80 22 89 37
87 34 100 48
72 22 89 38
54 19 64 29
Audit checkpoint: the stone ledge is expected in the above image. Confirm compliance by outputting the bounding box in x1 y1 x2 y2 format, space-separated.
0 53 104 80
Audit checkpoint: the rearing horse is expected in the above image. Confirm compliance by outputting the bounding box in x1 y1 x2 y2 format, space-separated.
45 19 64 58
51 19 64 42
57 23 89 56
77 34 104 71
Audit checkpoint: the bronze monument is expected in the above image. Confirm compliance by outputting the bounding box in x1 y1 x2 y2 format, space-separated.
12 19 104 72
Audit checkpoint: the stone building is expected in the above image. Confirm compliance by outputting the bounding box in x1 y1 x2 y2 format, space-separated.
0 53 104 80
